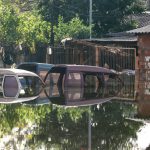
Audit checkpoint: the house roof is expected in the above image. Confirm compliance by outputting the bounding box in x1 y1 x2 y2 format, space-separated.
131 12 150 28
127 24 150 34
88 36 137 42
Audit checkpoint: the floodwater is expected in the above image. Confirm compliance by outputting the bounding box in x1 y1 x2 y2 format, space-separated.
0 74 150 150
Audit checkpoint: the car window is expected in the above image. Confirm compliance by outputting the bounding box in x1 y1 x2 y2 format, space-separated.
19 76 43 97
3 76 19 97
66 73 82 87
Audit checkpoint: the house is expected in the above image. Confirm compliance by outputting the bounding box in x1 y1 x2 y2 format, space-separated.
127 24 150 70
126 24 150 100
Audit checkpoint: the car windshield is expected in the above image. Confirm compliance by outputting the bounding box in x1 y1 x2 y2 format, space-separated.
18 76 43 97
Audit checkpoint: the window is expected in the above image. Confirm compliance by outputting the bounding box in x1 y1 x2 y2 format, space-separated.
19 76 43 97
66 73 82 87
3 76 19 97
39 70 48 80
45 72 65 97
84 75 99 87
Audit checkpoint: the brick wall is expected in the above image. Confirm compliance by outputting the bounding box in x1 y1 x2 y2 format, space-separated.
136 34 150 102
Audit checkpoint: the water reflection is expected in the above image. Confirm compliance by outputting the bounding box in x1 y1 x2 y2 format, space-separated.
44 72 123 107
45 86 120 107
0 101 144 149
1 73 150 149
135 80 150 118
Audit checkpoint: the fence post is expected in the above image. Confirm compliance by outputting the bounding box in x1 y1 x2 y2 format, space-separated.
95 46 99 66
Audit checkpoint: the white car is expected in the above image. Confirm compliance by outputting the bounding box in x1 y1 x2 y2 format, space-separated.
0 68 44 103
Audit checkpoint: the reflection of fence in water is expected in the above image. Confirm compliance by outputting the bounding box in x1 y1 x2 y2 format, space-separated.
117 74 135 99
85 77 123 97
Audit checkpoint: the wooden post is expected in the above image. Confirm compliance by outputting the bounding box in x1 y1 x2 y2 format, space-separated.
134 48 139 100
95 46 99 66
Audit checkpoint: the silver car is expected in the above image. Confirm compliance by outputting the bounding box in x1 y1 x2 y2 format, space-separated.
0 68 44 103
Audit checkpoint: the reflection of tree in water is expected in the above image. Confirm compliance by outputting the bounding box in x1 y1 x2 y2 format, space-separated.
28 102 142 149
0 104 50 137
91 102 142 150
0 102 143 149
29 107 89 149
118 74 135 99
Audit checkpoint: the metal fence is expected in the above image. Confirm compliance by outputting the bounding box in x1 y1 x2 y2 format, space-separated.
48 46 136 71
99 47 135 70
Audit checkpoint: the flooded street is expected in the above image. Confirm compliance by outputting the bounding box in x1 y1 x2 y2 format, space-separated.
0 74 150 150
0 0 149 149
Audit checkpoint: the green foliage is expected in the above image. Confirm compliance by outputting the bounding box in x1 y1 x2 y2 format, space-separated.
17 11 50 52
38 0 145 37
0 2 20 45
54 16 90 43
0 0 146 54
0 103 51 137
0 0 89 51
0 101 145 149
56 106 89 122
0 0 51 53
93 0 145 35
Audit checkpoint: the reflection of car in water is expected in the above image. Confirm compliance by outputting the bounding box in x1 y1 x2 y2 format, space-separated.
0 68 44 103
44 64 123 106
44 87 121 107
17 62 54 103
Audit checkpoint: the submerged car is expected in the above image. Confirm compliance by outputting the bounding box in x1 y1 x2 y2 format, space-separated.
0 68 44 103
44 64 122 106
17 62 54 81
44 64 119 88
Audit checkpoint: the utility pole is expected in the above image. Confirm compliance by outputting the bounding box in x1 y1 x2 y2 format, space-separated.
88 106 92 150
89 0 92 39
50 0 54 47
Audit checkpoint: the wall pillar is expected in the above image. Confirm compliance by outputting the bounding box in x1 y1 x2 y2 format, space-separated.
136 34 150 103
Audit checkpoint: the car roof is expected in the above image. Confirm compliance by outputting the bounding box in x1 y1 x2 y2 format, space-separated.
0 68 39 77
50 64 116 74
18 62 54 67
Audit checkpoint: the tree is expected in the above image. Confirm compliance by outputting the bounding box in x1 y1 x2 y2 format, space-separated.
38 0 63 46
37 0 145 38
17 11 50 53
0 0 52 65
0 0 51 50
54 16 90 44
0 1 20 46
93 0 145 36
